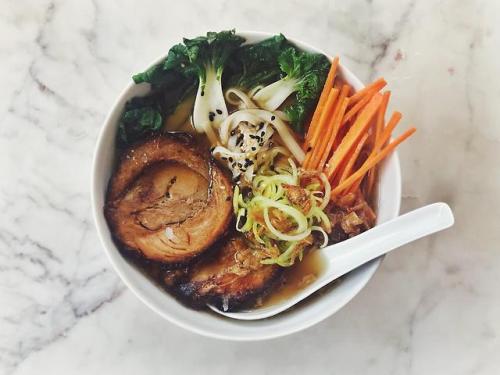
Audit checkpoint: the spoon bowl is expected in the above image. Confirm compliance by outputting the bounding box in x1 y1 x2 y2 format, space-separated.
209 202 454 320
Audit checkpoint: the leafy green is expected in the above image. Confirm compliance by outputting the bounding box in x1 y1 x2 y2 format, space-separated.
184 30 245 136
132 44 192 88
118 96 162 144
183 30 245 90
251 47 330 132
119 44 198 145
226 34 291 89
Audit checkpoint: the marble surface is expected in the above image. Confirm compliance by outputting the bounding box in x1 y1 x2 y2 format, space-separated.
1 0 499 373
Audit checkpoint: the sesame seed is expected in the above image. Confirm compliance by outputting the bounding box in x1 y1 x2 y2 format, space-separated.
230 130 236 136
271 115 275 121
251 146 256 151
209 111 215 116
307 146 312 152
216 109 223 114
201 91 205 96
229 157 233 162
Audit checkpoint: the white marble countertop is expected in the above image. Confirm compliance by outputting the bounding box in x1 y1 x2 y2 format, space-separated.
1 0 499 374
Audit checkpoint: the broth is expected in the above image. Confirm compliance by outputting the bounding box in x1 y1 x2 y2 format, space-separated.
260 250 327 308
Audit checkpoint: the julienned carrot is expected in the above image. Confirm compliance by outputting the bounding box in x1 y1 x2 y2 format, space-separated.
331 127 416 196
304 57 339 147
352 111 401 195
325 93 383 179
310 85 351 169
341 91 374 127
302 88 339 168
317 86 351 170
339 132 369 183
375 91 391 147
377 111 402 149
303 87 338 166
366 91 391 196
348 78 387 105
304 88 339 155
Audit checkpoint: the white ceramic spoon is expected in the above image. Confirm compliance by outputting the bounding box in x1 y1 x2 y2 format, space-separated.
209 202 454 320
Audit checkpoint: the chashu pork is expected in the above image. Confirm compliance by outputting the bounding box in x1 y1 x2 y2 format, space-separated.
175 235 282 311
105 135 233 265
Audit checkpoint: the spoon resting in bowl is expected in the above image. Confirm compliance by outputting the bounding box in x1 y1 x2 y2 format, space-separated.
208 202 454 320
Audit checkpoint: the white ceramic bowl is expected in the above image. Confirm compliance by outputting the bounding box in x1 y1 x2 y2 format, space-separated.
91 31 401 341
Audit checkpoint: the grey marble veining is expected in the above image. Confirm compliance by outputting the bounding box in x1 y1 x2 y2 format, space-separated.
1 0 499 374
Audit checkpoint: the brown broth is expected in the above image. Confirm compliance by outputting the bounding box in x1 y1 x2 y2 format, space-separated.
260 250 327 308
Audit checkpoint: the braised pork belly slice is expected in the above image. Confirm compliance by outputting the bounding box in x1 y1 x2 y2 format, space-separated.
105 135 233 265
177 235 282 311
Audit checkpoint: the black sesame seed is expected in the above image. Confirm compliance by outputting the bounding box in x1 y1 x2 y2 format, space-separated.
307 146 312 152
271 115 275 121
201 91 205 96
226 196 231 201
260 131 265 137
230 130 236 136
209 111 215 116
208 114 215 122
251 146 256 151
216 109 223 114
229 157 234 162
210 147 215 152
221 157 227 161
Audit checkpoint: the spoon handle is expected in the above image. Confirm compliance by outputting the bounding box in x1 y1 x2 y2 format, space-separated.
321 202 454 281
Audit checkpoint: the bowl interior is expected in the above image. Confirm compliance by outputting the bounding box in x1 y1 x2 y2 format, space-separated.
91 31 401 340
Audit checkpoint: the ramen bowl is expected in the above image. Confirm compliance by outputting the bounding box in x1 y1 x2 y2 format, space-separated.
91 31 401 341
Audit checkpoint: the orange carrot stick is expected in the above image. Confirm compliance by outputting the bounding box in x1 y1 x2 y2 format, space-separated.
339 132 369 183
302 88 339 167
377 111 402 149
348 78 387 106
317 86 351 170
366 91 391 196
341 92 374 127
310 85 351 170
326 93 383 180
375 91 391 146
304 57 339 147
332 127 416 196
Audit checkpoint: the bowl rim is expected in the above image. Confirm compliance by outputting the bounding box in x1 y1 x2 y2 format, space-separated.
90 30 401 341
